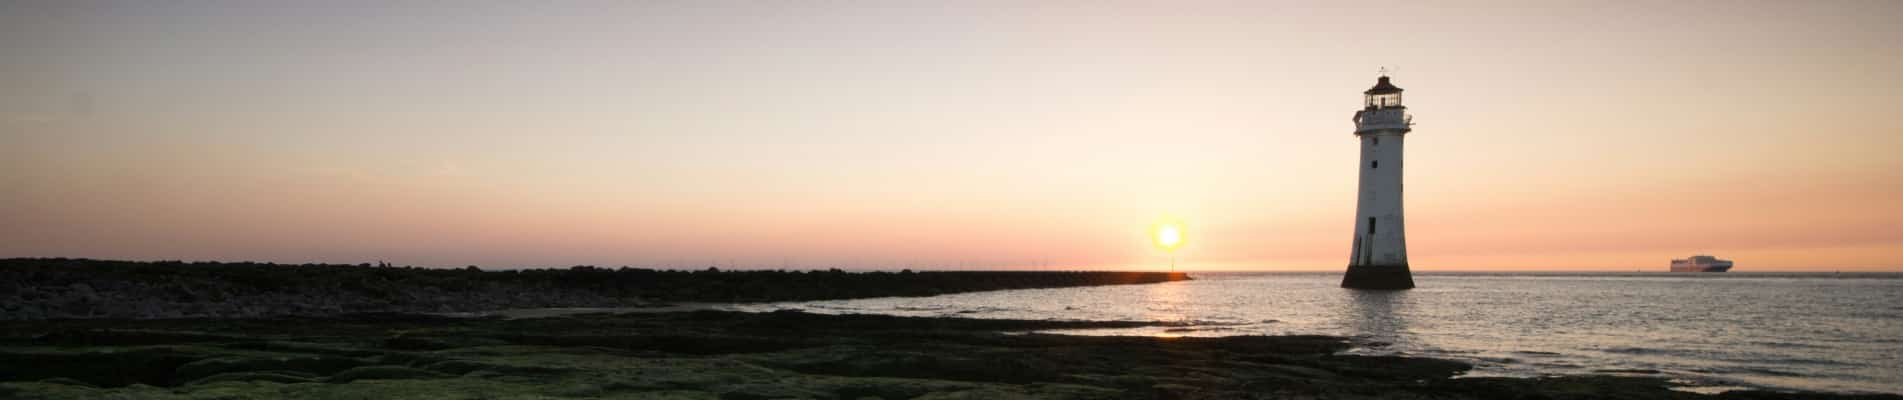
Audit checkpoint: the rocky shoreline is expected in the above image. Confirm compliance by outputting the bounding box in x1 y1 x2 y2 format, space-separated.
0 258 1188 320
2 310 1897 399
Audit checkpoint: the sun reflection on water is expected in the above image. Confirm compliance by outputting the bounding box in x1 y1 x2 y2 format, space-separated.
1140 280 1191 324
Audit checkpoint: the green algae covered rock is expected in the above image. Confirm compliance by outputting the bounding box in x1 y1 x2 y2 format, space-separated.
173 355 359 382
716 383 835 400
325 365 449 383
185 371 318 386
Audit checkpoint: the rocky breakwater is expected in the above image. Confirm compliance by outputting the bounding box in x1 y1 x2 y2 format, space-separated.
0 258 1191 320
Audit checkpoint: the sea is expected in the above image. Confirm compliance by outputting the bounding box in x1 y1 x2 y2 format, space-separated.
727 272 1903 395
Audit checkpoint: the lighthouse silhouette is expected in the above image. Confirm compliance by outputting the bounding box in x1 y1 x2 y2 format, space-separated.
1341 75 1417 290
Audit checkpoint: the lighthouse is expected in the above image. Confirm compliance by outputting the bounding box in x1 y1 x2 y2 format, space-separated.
1341 75 1416 290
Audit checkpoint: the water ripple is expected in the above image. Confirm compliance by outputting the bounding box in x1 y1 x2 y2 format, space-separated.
741 272 1903 395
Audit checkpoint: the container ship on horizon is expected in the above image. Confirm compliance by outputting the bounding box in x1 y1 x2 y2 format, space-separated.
1670 255 1733 272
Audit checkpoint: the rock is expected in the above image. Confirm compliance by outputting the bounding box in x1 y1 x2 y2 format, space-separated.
324 366 448 383
35 377 97 388
1591 368 1660 374
2 308 1897 400
185 371 317 386
173 355 360 381
910 389 1038 400
718 383 834 400
420 360 492 375
67 283 98 302
547 383 605 397
1151 383 1202 399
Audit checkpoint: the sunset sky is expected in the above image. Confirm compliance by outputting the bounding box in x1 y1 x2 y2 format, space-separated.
4 1 1900 271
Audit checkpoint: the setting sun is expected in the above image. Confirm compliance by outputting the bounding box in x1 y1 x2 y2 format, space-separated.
1153 222 1184 251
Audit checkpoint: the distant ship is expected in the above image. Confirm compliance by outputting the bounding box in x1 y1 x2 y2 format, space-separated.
1670 255 1733 272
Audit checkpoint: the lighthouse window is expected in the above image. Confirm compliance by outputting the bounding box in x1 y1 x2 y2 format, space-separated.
1372 161 1379 169
1368 218 1377 234
1373 137 1379 145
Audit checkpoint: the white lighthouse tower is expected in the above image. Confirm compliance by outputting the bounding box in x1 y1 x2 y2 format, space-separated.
1341 75 1416 290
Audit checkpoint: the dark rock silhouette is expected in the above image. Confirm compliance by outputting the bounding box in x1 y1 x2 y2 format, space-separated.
0 258 1190 320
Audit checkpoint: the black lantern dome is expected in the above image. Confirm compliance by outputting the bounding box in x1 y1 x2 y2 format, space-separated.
1364 76 1403 109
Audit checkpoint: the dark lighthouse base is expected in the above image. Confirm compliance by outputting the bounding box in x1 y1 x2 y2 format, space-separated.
1341 265 1415 290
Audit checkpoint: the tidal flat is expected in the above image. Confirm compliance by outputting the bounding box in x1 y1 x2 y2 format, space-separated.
2 311 1897 400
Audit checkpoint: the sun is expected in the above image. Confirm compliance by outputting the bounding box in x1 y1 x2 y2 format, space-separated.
1153 222 1184 251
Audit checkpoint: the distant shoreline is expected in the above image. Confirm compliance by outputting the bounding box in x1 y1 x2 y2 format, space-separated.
0 258 1189 320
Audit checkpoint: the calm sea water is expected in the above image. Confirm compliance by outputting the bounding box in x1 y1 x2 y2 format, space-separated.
730 272 1903 394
